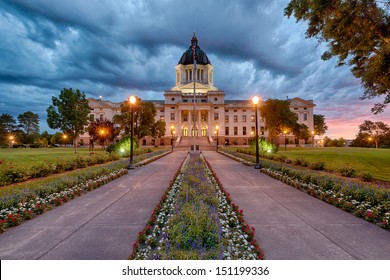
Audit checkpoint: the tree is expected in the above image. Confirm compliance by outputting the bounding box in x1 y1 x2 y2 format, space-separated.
135 102 158 139
17 111 40 144
0 113 17 144
313 114 328 135
39 131 52 147
47 88 90 153
293 123 310 142
152 120 166 138
113 99 163 139
357 120 390 148
323 136 346 147
17 111 39 135
260 99 298 142
87 118 118 148
285 0 390 113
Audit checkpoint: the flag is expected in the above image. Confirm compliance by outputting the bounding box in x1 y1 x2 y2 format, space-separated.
192 32 197 62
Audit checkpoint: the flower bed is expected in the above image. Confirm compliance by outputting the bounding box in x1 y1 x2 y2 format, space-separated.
0 153 121 186
0 149 172 234
219 148 390 229
130 153 264 260
134 150 171 167
261 164 390 229
0 167 127 233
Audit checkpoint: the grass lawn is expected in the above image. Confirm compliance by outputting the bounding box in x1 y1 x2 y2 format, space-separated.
230 147 390 182
0 147 109 168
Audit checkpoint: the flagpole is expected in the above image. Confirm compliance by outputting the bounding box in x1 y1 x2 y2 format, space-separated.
192 32 197 152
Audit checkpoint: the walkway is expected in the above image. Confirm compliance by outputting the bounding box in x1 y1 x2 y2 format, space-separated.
0 151 187 260
1 150 389 260
203 151 390 259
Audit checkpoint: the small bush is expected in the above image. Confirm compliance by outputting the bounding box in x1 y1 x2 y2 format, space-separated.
0 163 27 185
29 144 41 148
310 161 325 171
293 158 309 167
29 162 55 178
359 172 374 182
339 167 356 177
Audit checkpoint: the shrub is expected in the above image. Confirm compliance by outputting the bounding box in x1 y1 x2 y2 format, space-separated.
29 144 41 148
310 161 325 171
359 172 374 182
293 158 309 167
0 164 27 185
29 162 55 178
339 167 356 177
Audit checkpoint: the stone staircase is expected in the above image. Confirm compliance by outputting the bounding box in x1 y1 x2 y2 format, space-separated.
175 136 217 151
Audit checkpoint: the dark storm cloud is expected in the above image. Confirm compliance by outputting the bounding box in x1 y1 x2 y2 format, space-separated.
0 0 389 137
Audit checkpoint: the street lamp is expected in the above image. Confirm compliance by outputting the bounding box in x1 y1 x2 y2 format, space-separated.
170 125 174 152
9 136 14 148
100 129 106 149
128 95 136 170
252 96 261 169
283 130 287 151
63 134 67 147
311 130 315 147
215 125 219 151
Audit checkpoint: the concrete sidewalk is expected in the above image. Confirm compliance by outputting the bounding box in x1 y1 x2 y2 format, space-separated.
0 151 187 260
203 151 390 260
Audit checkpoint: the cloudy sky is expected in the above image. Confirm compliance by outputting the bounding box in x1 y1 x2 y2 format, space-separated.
1 0 389 139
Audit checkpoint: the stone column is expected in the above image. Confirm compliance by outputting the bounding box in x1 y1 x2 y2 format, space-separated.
178 109 182 136
208 107 211 136
198 110 201 136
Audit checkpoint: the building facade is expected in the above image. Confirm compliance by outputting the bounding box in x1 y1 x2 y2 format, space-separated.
82 34 315 147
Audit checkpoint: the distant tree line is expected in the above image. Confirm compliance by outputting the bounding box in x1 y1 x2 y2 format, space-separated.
351 120 390 148
0 111 42 146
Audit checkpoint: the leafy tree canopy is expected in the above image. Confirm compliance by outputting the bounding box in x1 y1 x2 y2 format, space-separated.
313 114 328 135
285 0 390 113
47 88 90 153
0 113 17 144
113 99 165 139
87 118 118 146
260 99 298 142
357 119 390 148
17 111 39 135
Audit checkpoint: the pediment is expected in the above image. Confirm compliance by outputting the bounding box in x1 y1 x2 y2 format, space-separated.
171 82 218 92
290 97 315 108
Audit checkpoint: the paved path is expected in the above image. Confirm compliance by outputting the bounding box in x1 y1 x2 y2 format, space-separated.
0 151 187 260
203 151 390 260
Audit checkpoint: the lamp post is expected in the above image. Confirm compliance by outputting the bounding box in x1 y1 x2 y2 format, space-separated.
170 125 174 152
9 136 14 148
63 134 67 147
215 125 219 151
128 95 136 170
283 130 287 151
311 130 315 147
100 129 105 150
252 96 261 169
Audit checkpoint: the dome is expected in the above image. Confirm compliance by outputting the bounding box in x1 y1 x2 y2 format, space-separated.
178 33 211 65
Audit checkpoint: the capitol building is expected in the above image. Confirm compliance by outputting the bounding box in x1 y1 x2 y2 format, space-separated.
83 34 315 147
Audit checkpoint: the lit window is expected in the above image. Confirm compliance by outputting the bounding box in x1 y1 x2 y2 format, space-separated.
234 115 238 122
